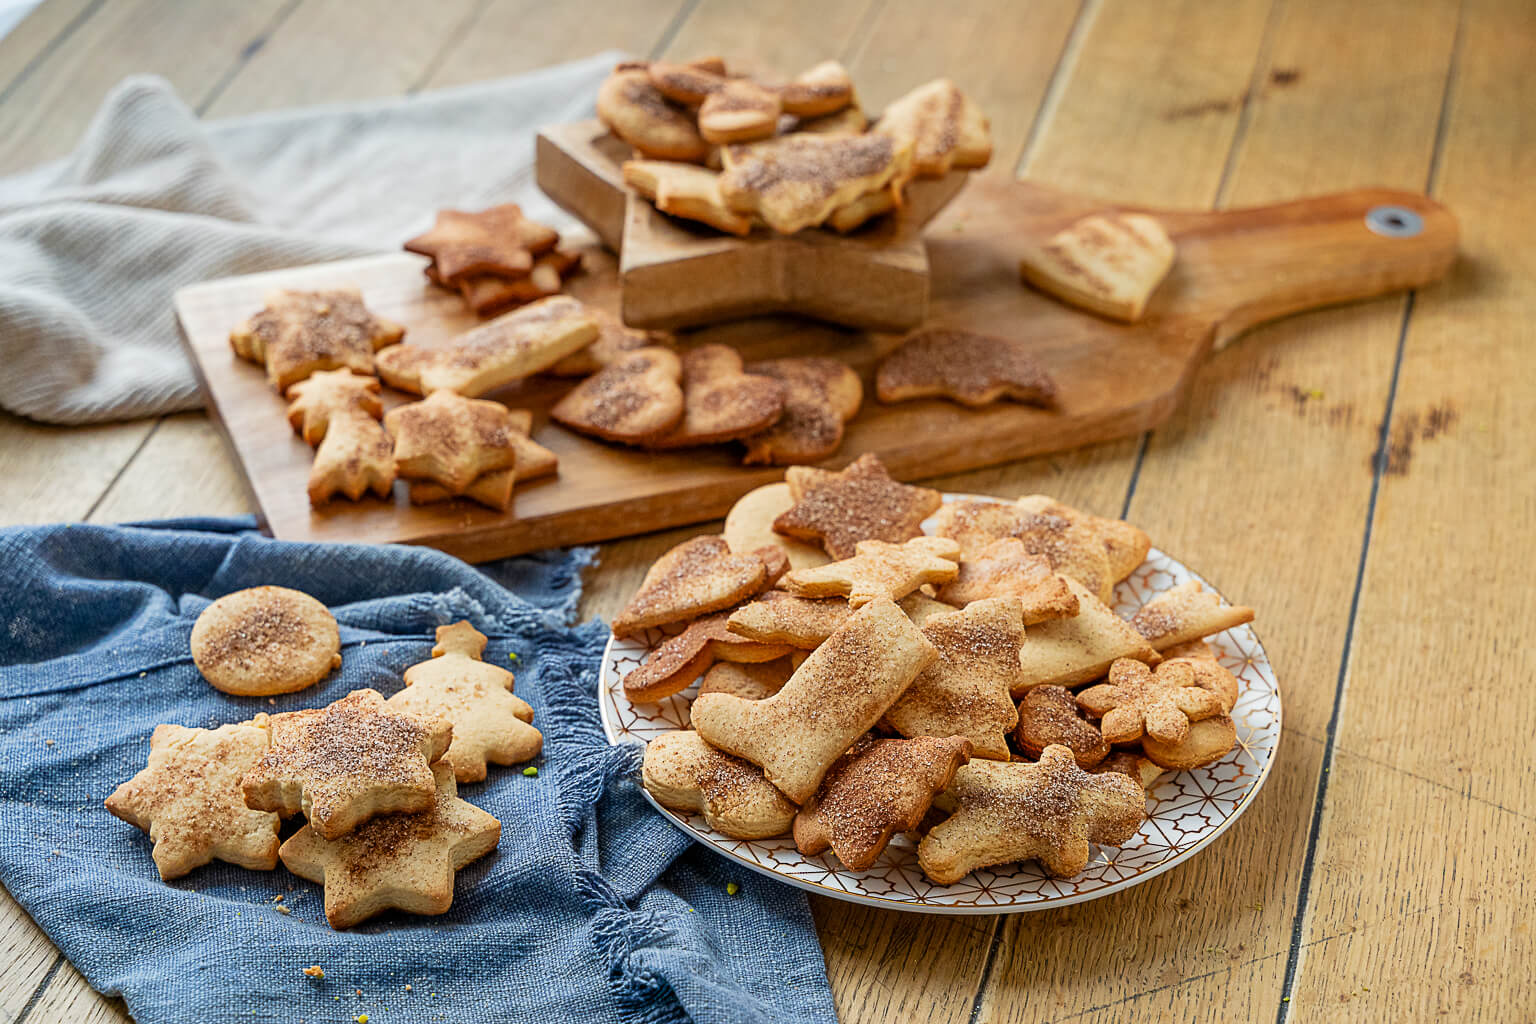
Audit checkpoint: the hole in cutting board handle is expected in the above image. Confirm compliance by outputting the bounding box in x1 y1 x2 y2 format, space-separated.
1365 205 1424 238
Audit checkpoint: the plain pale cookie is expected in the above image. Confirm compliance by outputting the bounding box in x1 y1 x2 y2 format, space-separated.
241 688 452 840
780 60 855 118
936 538 1079 624
386 621 541 782
740 356 862 466
778 535 960 608
1128 581 1256 652
876 328 1057 408
699 78 783 144
230 289 404 392
1019 212 1175 323
418 296 599 397
191 586 341 696
698 658 794 701
884 597 1024 760
775 452 943 559
1015 685 1109 768
285 370 395 505
794 734 972 871
386 389 518 494
642 730 798 840
1141 715 1237 771
105 720 280 880
611 535 783 638
597 66 709 162
1014 577 1160 695
648 344 786 448
404 204 559 283
722 483 831 572
624 159 754 236
826 183 898 233
690 598 938 804
874 78 992 177
1076 658 1223 747
279 763 500 928
551 346 685 444
726 590 852 649
917 746 1145 883
622 611 791 703
719 133 911 234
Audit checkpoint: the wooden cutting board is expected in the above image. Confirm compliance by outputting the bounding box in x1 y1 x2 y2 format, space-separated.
175 174 1455 562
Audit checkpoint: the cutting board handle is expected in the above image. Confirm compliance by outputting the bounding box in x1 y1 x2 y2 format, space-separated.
1175 187 1458 348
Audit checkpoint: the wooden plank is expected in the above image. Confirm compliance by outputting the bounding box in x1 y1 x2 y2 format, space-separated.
0 414 153 525
86 413 255 523
662 0 876 75
971 0 1456 1020
1287 0 1536 1017
0 0 96 93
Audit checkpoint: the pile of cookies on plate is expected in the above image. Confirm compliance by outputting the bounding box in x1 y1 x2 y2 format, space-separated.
106 585 540 928
623 454 1255 882
598 57 992 235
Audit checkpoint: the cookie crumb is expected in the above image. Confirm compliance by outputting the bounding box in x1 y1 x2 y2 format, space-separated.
276 905 291 915
303 965 325 979
44 739 54 747
404 984 413 992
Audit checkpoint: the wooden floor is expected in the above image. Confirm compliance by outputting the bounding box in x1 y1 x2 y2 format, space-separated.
1 1 1531 1021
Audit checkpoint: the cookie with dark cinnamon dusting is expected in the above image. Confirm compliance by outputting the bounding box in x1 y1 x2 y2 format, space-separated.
1015 685 1109 768
623 610 792 703
385 389 519 495
642 730 797 840
648 344 786 448
876 328 1057 409
550 346 685 445
191 586 341 696
230 288 404 392
1128 580 1255 653
740 357 862 465
775 452 941 558
936 537 1079 624
597 66 709 162
611 535 785 638
404 203 559 284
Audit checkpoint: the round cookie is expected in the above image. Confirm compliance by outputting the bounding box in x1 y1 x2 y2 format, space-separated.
723 482 831 571
191 586 341 696
597 67 709 163
1141 715 1237 770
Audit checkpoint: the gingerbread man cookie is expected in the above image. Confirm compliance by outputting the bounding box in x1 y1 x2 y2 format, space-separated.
1075 657 1224 747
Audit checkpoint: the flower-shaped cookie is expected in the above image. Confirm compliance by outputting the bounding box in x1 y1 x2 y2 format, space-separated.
1076 657 1224 746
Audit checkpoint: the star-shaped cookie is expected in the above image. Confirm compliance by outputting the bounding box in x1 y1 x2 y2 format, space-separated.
404 204 559 283
105 720 280 880
387 622 542 783
882 596 1024 760
1076 657 1224 746
230 289 405 391
917 746 1146 883
384 389 519 495
777 535 960 608
774 453 943 559
931 497 1116 602
876 327 1057 408
936 538 1080 623
241 689 452 839
279 763 500 928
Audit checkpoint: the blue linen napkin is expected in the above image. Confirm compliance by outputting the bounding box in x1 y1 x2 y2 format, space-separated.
0 518 837 1024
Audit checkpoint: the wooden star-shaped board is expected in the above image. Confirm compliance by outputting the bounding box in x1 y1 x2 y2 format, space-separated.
241 688 452 839
229 288 404 391
387 621 542 782
279 763 500 928
778 535 960 608
105 720 280 880
775 452 943 559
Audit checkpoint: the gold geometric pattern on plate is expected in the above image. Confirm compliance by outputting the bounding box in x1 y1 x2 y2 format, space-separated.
598 494 1282 914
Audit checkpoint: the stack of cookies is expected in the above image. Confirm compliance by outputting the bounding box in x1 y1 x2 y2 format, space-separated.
598 57 993 236
405 203 581 317
107 616 542 929
624 454 1255 883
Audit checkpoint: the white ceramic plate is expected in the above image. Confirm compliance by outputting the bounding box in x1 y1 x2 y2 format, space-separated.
599 497 1282 914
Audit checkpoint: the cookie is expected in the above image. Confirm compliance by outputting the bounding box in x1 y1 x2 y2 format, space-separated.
279 763 499 928
883 597 1024 760
722 482 832 572
935 538 1080 624
385 389 518 494
1094 751 1165 791
545 308 673 377
876 328 1057 408
794 734 972 870
697 658 794 701
241 688 452 840
719 133 911 234
622 610 792 703
780 60 854 118
899 591 961 625
375 344 434 394
230 289 404 392
795 103 868 135
1015 495 1149 584
726 590 852 649
611 534 784 638
404 204 559 283
641 730 798 840
917 746 1145 883
418 295 599 397
105 720 280 880
825 183 898 233
1076 657 1224 747
456 250 582 318
699 78 783 144
931 497 1116 602
648 344 786 448
873 78 992 178
1015 685 1109 768
386 622 541 783
647 60 727 105
1161 640 1241 712
550 346 685 444
777 535 961 608
284 370 395 505
1019 212 1176 323
740 356 863 465
191 586 341 696
623 160 754 236
690 597 938 804
597 66 709 162
1128 581 1256 652
405 408 559 509
1014 576 1160 694
774 452 943 559
1140 715 1237 770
